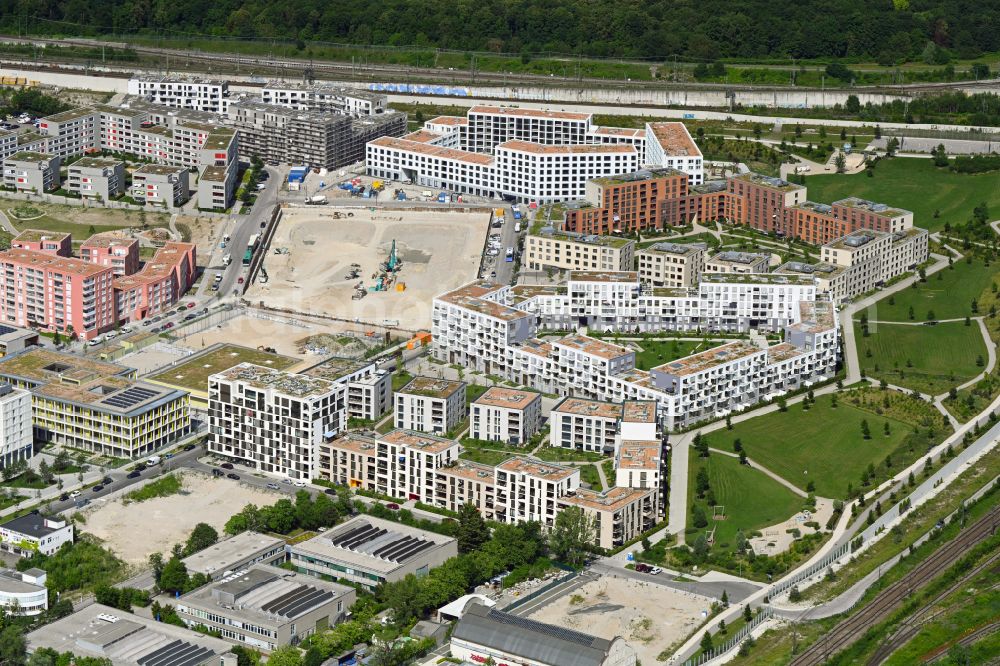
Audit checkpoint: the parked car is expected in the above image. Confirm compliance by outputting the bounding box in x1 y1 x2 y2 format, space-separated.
649 566 663 575
293 480 306 487
127 471 140 479
282 478 292 485
92 485 104 492
183 443 196 451
266 482 280 490
324 488 337 496
186 302 196 308
164 322 174 329
221 463 234 469
634 563 652 573
102 476 113 485
227 473 241 480
237 277 244 284
59 492 69 501
70 490 81 498
184 314 196 321
212 469 224 477
386 503 400 510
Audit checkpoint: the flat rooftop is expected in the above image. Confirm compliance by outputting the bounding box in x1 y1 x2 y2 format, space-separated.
401 129 443 143
560 486 653 512
148 343 299 393
214 363 336 398
426 115 468 126
824 229 889 251
529 228 633 249
496 456 577 481
292 515 456 574
7 150 52 162
368 136 494 166
80 231 137 249
702 272 816 286
833 196 911 218
554 397 623 420
0 514 68 539
591 126 646 138
301 356 374 382
788 300 836 334
774 261 846 279
27 604 232 665
733 172 804 192
473 386 540 411
42 107 95 123
181 532 285 578
569 270 639 284
13 229 69 244
115 241 196 289
436 283 531 322
707 250 769 266
553 334 632 361
133 163 188 176
0 348 130 385
469 106 591 121
622 400 657 423
439 460 495 484
767 342 806 363
0 248 110 277
513 337 554 359
69 156 123 170
617 441 661 470
203 127 236 150
499 140 636 156
642 241 706 256
398 376 465 400
647 122 700 157
653 341 764 377
381 428 459 454
199 165 228 182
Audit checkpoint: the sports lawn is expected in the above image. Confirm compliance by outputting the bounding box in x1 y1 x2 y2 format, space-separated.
721 394 919 499
862 258 996 322
687 453 802 548
805 157 1000 233
856 321 986 396
147 343 300 392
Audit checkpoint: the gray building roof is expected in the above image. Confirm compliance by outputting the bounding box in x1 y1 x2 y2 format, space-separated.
0 514 68 539
452 602 619 666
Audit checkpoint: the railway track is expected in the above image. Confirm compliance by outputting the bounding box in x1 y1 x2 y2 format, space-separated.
924 619 1000 663
5 34 1000 96
865 551 1000 665
790 505 1000 666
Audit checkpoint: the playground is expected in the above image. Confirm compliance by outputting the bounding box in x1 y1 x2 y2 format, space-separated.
247 205 490 330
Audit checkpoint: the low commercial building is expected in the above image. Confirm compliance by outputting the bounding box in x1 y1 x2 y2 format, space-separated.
301 357 392 422
636 242 707 288
0 568 48 615
208 363 346 481
469 386 541 445
0 348 191 457
176 565 355 650
0 383 32 469
705 251 771 275
525 228 635 273
131 164 191 207
550 398 623 454
27 604 235 665
289 515 458 590
394 376 467 435
0 325 38 358
181 532 287 581
558 486 656 550
0 514 73 557
3 152 60 193
65 156 125 200
451 601 637 666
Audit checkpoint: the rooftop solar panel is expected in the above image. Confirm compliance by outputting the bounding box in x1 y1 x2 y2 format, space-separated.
343 527 387 550
385 538 434 563
137 640 183 666
371 536 414 559
280 589 334 618
101 385 159 409
329 524 370 547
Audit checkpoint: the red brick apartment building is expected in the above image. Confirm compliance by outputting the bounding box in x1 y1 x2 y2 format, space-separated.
563 168 688 234
724 173 807 235
0 229 196 340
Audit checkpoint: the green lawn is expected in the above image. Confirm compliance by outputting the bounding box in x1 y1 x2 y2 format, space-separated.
857 321 986 396
533 446 606 463
805 157 1000 233
633 339 712 371
458 448 510 466
147 343 300 392
579 464 602 490
862 259 996 322
723 394 920 498
687 453 803 547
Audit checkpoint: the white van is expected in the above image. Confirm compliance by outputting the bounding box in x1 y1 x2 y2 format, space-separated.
147 455 161 466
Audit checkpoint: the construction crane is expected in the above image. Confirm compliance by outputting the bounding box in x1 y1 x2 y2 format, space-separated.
388 239 399 272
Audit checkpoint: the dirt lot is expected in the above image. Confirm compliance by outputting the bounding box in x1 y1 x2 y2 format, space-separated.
528 575 710 665
81 470 282 566
246 205 489 331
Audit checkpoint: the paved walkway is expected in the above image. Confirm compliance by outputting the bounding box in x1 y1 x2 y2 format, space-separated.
708 447 807 497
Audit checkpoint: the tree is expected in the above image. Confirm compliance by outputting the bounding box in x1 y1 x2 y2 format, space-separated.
886 137 900 157
159 556 189 594
735 530 747 553
266 646 303 666
695 467 711 498
692 504 708 528
721 589 729 606
303 648 324 666
932 143 949 167
743 605 753 622
184 523 219 556
149 552 165 584
0 625 26 664
733 438 743 453
861 419 871 439
456 502 489 553
845 95 861 114
700 631 714 653
739 450 748 466
548 506 595 568
834 152 847 173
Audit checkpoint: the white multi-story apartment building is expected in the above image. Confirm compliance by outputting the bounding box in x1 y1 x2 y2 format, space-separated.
558 486 657 549
0 130 16 162
432 271 838 430
615 441 666 518
637 242 707 289
128 77 230 113
208 363 346 480
301 357 392 422
469 387 541 445
494 457 580 527
394 376 467 435
3 152 60 193
0 384 32 470
525 229 635 273
131 164 191 207
705 251 771 275
366 106 703 203
260 83 388 117
435 459 497 519
66 156 125 200
550 398 623 453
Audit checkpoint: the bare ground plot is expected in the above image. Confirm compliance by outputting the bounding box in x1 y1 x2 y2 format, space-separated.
246 206 489 331
528 575 709 665
81 471 282 566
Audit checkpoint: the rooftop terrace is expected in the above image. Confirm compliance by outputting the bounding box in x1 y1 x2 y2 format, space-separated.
398 376 465 400
215 363 336 398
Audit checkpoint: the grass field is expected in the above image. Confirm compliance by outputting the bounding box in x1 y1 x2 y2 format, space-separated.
722 394 921 498
862 259 996 322
687 453 802 547
633 339 712 371
147 343 300 392
856 321 986 396
805 158 1000 233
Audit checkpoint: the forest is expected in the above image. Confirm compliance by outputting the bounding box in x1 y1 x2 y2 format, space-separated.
4 0 1000 63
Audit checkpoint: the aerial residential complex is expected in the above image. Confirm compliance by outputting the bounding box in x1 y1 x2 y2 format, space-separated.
394 376 467 434
469 386 542 445
366 106 702 204
0 383 32 469
0 229 197 339
636 242 707 288
0 348 191 457
128 76 230 113
259 82 389 117
525 226 635 273
432 271 838 429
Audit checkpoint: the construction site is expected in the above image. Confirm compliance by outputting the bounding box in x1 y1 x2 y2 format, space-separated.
246 205 490 331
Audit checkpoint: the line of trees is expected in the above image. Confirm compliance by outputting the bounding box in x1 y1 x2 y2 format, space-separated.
7 0 1000 62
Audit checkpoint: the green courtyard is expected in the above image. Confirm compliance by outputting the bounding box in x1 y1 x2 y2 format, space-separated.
805 157 1000 233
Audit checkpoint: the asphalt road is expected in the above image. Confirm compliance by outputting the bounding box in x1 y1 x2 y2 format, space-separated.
590 561 762 603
